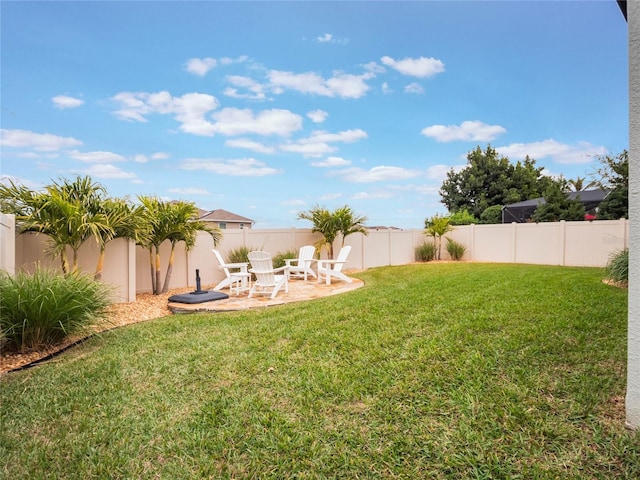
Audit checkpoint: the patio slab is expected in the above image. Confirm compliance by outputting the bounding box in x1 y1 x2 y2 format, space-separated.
167 276 364 313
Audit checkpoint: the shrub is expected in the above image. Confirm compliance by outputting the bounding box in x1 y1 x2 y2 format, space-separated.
415 242 437 262
226 246 256 264
272 249 299 269
0 267 112 352
606 248 628 284
480 205 503 224
449 208 478 225
446 238 467 261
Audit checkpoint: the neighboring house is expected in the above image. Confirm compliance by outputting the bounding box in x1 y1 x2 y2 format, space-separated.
199 209 255 229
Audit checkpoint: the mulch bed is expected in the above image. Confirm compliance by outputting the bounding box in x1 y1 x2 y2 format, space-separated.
0 285 208 375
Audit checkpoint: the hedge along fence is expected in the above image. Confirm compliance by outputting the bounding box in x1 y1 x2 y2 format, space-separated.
9 218 630 303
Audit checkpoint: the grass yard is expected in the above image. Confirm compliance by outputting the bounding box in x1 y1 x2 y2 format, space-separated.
1 263 637 479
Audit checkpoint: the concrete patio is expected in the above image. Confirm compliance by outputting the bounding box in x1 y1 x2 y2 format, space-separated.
167 276 365 313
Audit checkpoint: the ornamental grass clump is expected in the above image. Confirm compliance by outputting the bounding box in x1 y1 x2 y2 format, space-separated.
0 267 112 352
415 241 437 262
446 237 467 260
606 248 628 285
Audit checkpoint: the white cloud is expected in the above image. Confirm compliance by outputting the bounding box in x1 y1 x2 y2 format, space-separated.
268 69 371 99
186 57 217 76
496 139 608 164
224 75 267 100
352 190 394 200
311 156 351 167
181 157 281 176
225 138 276 154
335 165 419 183
421 120 507 142
151 152 170 160
381 82 392 94
380 56 445 78
52 95 84 109
280 129 368 158
168 187 210 195
111 91 219 136
307 109 328 123
404 83 424 94
426 164 457 181
316 33 348 44
0 129 83 151
211 108 303 137
69 150 127 163
78 164 137 179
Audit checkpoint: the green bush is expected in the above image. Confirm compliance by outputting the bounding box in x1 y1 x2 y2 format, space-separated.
480 205 503 224
415 242 437 262
449 208 478 225
446 238 467 260
272 250 299 269
226 246 256 264
0 267 113 352
606 248 628 284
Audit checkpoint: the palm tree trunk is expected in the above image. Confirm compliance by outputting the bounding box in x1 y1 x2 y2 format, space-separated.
72 249 80 274
161 243 176 293
94 246 106 281
149 248 156 294
154 245 162 295
60 251 69 275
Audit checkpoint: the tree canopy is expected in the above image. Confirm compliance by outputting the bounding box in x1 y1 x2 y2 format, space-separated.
439 145 556 220
590 150 628 220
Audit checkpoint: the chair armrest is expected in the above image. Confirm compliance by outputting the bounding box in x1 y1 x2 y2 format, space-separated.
284 259 298 267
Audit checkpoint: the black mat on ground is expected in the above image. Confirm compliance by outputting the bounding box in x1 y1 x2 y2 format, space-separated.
168 291 229 304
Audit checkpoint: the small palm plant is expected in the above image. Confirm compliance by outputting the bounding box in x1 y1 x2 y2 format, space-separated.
424 214 452 260
606 248 628 285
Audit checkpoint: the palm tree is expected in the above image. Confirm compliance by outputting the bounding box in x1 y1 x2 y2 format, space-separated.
568 176 596 192
160 201 221 293
424 214 452 260
93 198 150 281
138 197 221 294
0 176 112 274
334 205 368 247
297 205 368 259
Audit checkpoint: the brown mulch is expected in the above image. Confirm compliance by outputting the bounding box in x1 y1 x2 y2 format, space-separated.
0 285 206 375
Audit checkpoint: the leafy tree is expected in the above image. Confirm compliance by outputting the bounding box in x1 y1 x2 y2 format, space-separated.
480 205 503 224
424 214 452 260
590 150 628 219
531 183 585 223
297 205 368 259
440 145 555 218
449 208 478 225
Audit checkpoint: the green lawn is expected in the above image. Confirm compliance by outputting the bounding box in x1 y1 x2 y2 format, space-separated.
1 263 637 479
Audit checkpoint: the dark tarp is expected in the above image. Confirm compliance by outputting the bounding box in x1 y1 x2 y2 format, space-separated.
501 189 610 223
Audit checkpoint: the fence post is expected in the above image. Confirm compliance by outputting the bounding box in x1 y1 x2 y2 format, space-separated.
560 220 567 266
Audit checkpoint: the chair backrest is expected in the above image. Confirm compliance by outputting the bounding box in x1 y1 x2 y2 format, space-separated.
298 245 316 264
334 245 352 272
212 249 231 277
248 251 276 286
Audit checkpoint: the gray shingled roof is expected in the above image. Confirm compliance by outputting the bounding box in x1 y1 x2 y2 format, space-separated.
199 209 255 224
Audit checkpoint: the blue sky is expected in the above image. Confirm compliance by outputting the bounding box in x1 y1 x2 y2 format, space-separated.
0 1 628 229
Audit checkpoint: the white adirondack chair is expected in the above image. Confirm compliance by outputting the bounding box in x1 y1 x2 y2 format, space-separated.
284 245 317 281
248 251 290 299
212 249 251 295
317 245 353 285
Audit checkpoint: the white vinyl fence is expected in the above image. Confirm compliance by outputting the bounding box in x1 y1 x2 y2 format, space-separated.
4 218 630 303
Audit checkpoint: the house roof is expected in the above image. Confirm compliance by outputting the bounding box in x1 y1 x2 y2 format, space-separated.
501 189 610 223
199 209 255 224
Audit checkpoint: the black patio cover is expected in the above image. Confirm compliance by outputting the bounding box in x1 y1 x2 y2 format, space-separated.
501 189 610 223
